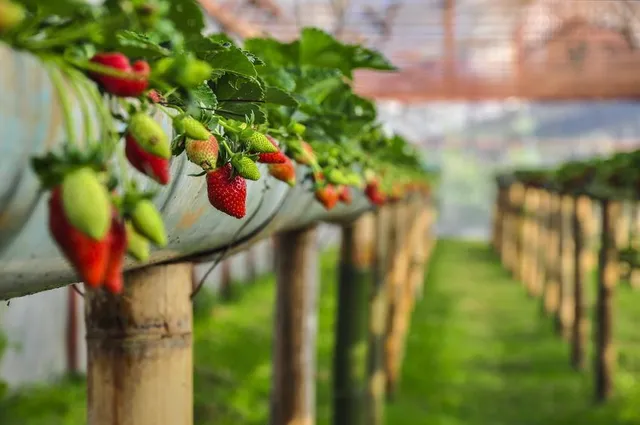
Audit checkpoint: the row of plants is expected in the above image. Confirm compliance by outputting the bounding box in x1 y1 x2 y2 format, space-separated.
505 150 640 198
0 0 434 295
498 148 640 267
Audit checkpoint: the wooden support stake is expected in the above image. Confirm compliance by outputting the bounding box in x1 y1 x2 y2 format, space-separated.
85 263 193 425
271 226 319 425
384 202 412 399
556 195 575 340
396 201 431 376
501 184 514 270
571 195 590 371
66 285 79 375
520 186 532 291
333 213 375 425
533 189 549 298
595 199 620 403
492 186 505 253
630 202 640 289
366 206 392 425
543 193 561 316
512 183 526 280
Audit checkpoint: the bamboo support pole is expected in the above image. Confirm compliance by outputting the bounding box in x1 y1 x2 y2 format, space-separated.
85 263 194 425
333 213 375 425
557 194 575 340
492 186 505 253
571 195 590 371
512 183 526 280
271 226 319 425
543 192 561 316
396 200 432 378
532 189 548 298
520 186 532 291
630 202 640 289
595 199 621 403
384 201 412 399
501 183 514 270
366 206 392 425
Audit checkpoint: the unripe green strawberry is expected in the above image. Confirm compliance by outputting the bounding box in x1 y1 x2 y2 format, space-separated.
232 156 261 181
185 135 219 170
246 132 278 153
130 199 167 247
345 172 364 188
173 115 211 140
0 0 25 34
127 112 171 159
61 167 111 240
176 60 213 88
125 221 150 261
326 168 350 185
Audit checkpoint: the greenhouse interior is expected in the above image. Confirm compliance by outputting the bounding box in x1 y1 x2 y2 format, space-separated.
2 0 640 424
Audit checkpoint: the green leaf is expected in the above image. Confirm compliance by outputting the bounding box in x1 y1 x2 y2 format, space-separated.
213 74 266 123
265 87 299 107
244 37 299 67
352 45 397 71
167 0 205 38
189 84 218 110
16 0 87 16
115 31 171 58
188 37 257 78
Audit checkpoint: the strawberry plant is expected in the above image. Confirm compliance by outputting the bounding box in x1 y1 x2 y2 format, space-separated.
2 0 435 294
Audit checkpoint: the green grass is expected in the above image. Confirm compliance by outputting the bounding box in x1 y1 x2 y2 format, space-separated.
3 240 640 424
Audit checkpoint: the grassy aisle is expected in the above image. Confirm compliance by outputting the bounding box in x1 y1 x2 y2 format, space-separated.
388 240 640 425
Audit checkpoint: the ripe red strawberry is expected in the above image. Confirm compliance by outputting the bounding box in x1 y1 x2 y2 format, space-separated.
103 211 127 295
186 135 219 170
268 156 296 186
90 52 150 97
365 181 386 206
258 136 287 164
206 164 247 219
125 133 170 185
337 185 352 204
315 184 339 210
48 187 110 287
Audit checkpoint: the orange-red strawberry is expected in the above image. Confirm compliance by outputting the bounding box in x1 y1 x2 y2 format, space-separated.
258 136 287 164
365 181 386 206
48 187 110 287
337 185 352 204
315 184 339 210
147 89 164 104
103 211 127 295
125 133 170 185
90 53 150 97
185 135 219 170
268 156 296 186
206 164 247 219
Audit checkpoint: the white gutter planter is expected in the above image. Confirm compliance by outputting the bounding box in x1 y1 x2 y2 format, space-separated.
0 46 374 299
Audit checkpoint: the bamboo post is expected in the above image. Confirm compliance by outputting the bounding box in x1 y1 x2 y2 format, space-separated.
492 185 505 252
571 195 590 370
85 263 193 425
556 194 575 340
396 200 432 376
595 199 621 403
333 213 375 425
501 183 514 270
220 258 232 299
520 186 532 290
533 189 549 298
66 285 80 375
543 192 561 315
524 188 541 296
271 226 319 425
415 200 437 301
384 201 412 399
630 202 640 289
366 206 392 425
513 183 526 280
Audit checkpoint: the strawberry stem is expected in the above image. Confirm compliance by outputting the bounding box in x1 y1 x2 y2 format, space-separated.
82 75 112 151
156 103 179 119
45 61 77 147
64 67 94 148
